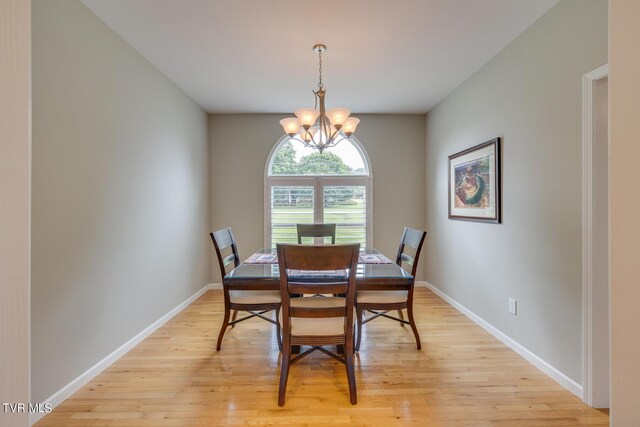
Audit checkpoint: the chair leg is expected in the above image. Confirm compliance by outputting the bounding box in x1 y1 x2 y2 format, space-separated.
345 339 357 404
278 340 291 407
407 303 421 350
216 303 231 351
398 309 405 327
355 305 364 352
230 309 238 328
276 307 282 352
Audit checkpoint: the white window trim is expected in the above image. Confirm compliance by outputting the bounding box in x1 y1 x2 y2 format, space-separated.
264 136 373 250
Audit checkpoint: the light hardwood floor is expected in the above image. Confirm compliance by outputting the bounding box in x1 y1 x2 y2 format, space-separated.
35 288 609 426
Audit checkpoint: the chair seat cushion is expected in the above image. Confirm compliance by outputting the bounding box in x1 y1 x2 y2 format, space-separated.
357 290 408 304
229 290 281 304
279 296 354 336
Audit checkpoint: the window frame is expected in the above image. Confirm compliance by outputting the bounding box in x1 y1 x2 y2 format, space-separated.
264 136 373 250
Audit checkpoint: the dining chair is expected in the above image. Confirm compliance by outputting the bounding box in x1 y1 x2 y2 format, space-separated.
276 243 360 406
210 228 281 351
296 223 336 244
355 227 427 351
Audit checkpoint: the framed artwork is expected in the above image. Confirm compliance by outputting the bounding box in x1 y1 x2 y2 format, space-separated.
448 138 501 223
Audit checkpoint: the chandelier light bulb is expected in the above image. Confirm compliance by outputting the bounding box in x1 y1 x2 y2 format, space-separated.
342 117 360 136
326 108 351 128
279 118 300 136
294 108 320 128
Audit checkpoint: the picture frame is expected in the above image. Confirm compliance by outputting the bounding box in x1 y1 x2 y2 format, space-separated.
448 138 501 223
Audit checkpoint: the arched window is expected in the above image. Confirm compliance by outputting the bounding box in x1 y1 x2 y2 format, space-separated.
265 137 372 250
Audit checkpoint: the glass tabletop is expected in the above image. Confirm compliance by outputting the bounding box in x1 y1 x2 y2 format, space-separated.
225 247 413 282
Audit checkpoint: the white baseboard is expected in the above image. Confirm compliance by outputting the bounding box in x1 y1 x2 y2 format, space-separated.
31 283 214 426
209 282 222 289
421 281 583 398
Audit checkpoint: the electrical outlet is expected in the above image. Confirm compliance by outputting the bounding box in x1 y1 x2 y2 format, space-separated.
509 298 517 315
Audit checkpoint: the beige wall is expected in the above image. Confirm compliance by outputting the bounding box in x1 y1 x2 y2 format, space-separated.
610 0 640 424
31 0 210 402
209 114 426 282
0 0 31 425
424 0 607 384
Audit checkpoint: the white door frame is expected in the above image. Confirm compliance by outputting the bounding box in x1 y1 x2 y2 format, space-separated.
581 63 609 407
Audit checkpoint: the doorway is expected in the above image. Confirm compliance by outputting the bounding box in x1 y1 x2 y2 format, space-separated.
582 64 609 408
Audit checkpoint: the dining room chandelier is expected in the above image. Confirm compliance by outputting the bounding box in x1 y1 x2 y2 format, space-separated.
279 44 360 153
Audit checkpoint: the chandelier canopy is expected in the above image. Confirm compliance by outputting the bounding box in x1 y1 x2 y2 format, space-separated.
279 44 360 153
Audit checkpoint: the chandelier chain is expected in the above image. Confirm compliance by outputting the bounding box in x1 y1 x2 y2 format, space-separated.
317 49 323 90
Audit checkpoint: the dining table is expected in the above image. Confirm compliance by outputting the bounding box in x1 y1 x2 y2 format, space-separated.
224 247 414 291
224 247 414 354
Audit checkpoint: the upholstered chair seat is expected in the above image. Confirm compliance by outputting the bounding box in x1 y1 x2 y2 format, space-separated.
356 290 408 304
278 296 355 336
229 290 281 304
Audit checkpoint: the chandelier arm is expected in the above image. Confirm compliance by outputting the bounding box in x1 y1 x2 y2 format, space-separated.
326 134 347 148
328 129 341 145
324 128 335 146
288 135 311 148
321 115 331 145
286 131 349 151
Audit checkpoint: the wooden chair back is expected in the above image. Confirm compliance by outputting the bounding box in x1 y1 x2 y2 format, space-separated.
395 227 427 277
210 228 240 277
276 243 359 332
296 223 336 244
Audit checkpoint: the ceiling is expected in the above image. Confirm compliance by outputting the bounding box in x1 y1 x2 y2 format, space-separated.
81 0 558 114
